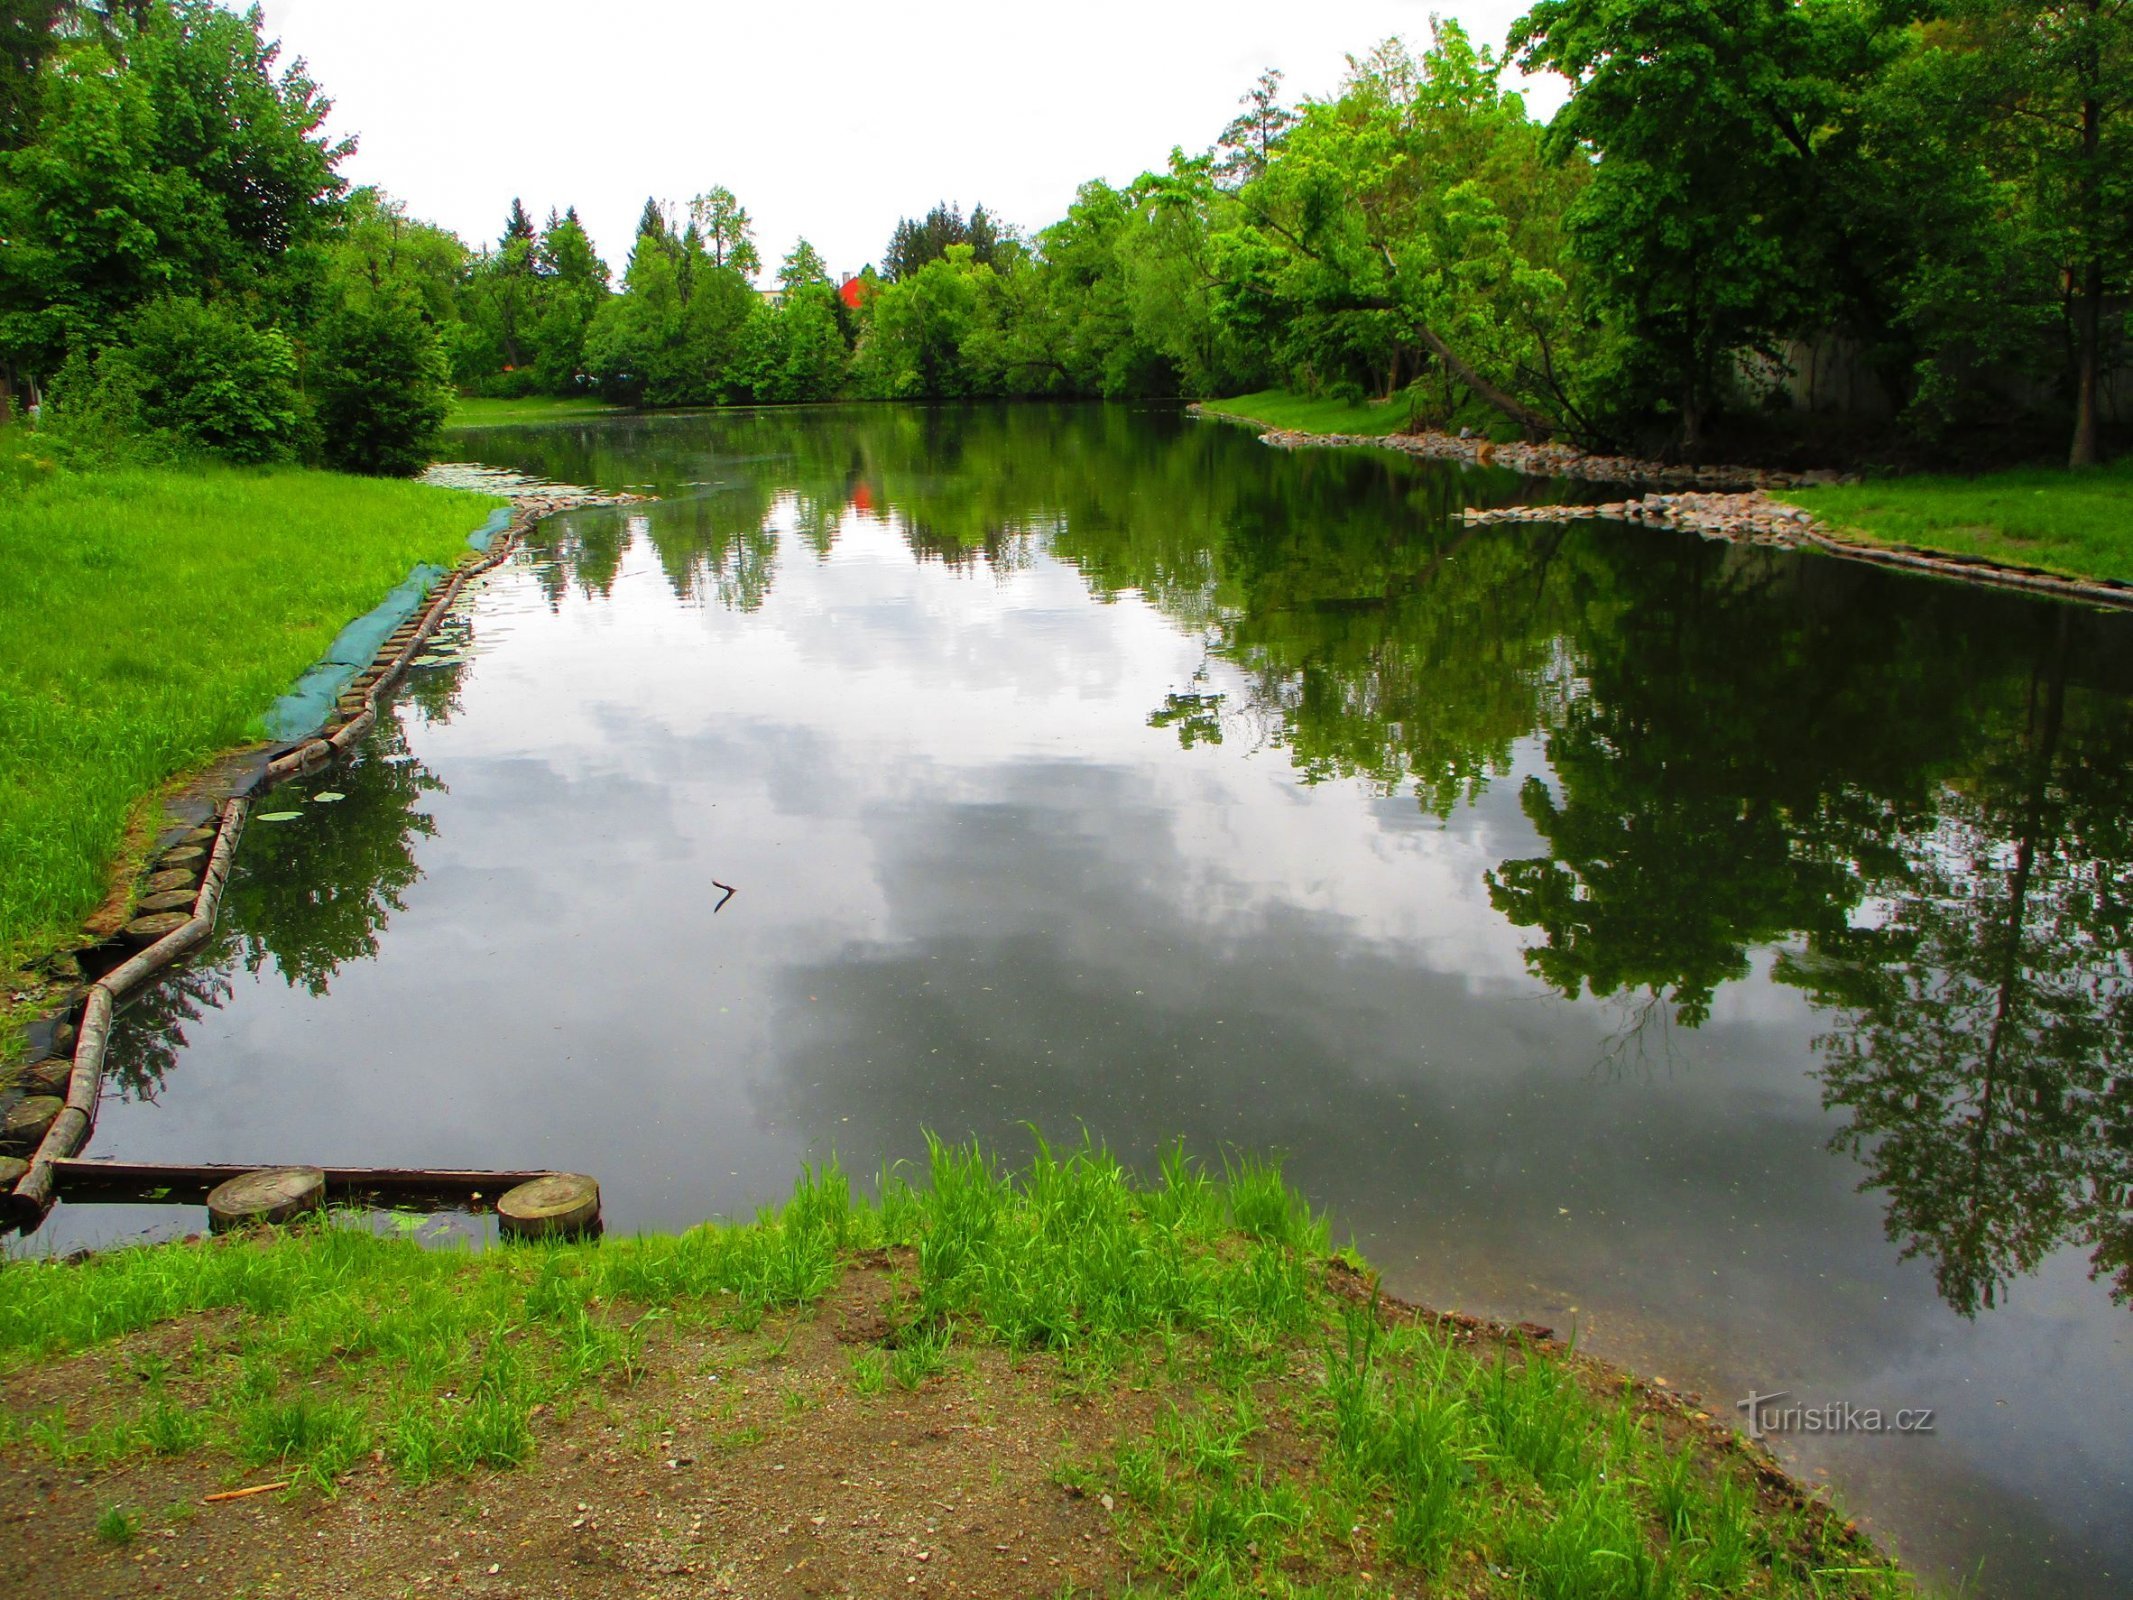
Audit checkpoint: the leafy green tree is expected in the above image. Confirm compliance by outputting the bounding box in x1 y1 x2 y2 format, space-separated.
852 245 985 397
0 0 344 388
778 236 830 290
1508 0 1896 451
307 292 451 475
688 185 759 278
1220 25 1591 437
1948 0 2132 465
525 204 607 392
1215 67 1296 187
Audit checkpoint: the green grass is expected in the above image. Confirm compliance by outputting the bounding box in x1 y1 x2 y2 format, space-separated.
446 394 620 428
0 1137 1911 1596
0 431 504 976
1780 458 2133 585
1199 389 1424 438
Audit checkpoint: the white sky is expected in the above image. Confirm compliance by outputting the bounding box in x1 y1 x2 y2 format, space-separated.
250 0 1564 280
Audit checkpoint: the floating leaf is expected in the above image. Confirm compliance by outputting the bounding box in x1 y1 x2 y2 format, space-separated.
256 811 302 822
312 792 346 803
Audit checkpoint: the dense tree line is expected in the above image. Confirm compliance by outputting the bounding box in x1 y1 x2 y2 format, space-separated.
2 0 2123 470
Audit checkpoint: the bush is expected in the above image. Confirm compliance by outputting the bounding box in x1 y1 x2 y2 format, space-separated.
42 297 309 465
308 296 453 477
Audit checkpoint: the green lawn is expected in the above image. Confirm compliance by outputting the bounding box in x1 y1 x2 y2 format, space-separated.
0 435 503 976
446 394 620 428
1779 459 2133 585
1199 388 1423 438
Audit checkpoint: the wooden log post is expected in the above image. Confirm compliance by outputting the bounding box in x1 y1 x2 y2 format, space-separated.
207 1166 327 1232
496 1173 601 1239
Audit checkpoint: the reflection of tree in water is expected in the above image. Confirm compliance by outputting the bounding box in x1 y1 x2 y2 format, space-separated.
1784 618 2133 1313
528 505 630 605
102 938 236 1103
448 403 2133 1318
221 718 442 997
644 488 781 611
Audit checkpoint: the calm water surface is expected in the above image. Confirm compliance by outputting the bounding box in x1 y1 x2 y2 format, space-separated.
44 406 2133 1595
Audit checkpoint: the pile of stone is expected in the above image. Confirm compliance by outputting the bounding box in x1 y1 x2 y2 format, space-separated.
1186 403 1857 491
1460 491 1823 548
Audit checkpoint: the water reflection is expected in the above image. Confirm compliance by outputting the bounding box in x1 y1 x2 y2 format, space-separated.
451 403 2133 1326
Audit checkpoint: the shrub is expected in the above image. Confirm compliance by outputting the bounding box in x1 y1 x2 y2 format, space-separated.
42 297 308 465
308 295 453 476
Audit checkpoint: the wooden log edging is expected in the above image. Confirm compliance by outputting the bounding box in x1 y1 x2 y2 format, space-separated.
5 491 632 1230
48 1159 563 1207
1455 491 2133 612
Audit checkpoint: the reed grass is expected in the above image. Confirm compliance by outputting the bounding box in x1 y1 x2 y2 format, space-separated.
0 1137 1911 1595
0 432 504 980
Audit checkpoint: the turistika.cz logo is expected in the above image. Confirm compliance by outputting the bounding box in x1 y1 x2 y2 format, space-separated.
1735 1390 1936 1440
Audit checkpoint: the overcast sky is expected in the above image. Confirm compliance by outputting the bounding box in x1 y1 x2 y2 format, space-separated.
250 0 1564 281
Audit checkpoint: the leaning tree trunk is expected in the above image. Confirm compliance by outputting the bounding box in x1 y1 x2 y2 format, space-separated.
1413 326 1552 442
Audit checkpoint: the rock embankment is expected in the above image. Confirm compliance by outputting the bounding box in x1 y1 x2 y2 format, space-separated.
1188 403 1854 491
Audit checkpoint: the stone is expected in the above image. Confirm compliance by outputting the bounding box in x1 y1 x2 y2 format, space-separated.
207 1166 327 1232
1 1095 63 1151
122 911 192 946
18 1058 71 1095
145 868 197 895
497 1173 601 1239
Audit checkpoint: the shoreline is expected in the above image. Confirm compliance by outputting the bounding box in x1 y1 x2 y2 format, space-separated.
1 481 645 1221
0 1163 1907 1597
1193 402 2133 612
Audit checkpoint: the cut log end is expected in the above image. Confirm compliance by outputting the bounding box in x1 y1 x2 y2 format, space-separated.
207 1166 326 1233
497 1173 601 1239
122 911 193 947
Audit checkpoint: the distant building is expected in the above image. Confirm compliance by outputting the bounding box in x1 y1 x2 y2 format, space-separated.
838 274 870 311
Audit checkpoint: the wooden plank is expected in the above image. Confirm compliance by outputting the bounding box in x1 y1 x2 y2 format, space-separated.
48 1160 559 1208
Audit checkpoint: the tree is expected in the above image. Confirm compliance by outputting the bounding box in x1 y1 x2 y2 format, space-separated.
883 201 1002 280
779 236 829 291
688 185 759 278
308 292 451 475
499 195 534 251
1216 68 1297 187
1948 0 2132 465
1509 0 1886 451
0 0 345 390
1217 25 1593 438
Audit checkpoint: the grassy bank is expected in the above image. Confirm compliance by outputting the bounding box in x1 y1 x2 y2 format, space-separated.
0 435 503 980
0 1140 1909 1597
446 394 621 428
1199 389 1422 438
1780 460 2133 586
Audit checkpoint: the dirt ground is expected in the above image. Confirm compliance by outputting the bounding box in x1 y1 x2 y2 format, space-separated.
0 1266 1131 1600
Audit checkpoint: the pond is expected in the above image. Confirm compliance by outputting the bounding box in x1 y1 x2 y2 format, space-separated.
40 404 2133 1595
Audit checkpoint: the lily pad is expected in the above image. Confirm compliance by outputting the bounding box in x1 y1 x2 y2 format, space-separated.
256 811 303 822
312 792 346 803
